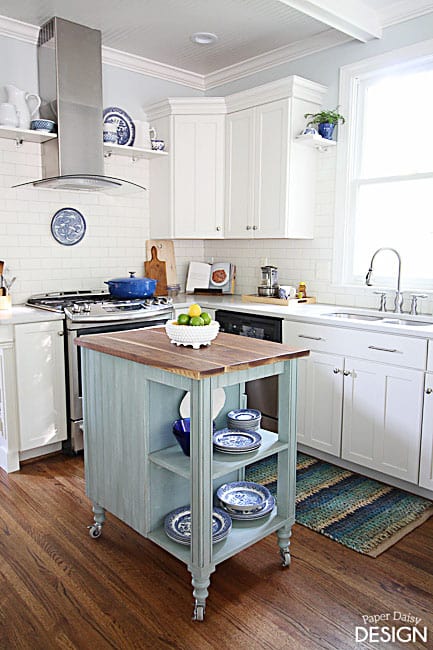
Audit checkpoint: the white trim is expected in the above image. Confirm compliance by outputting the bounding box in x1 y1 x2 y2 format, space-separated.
333 38 433 288
145 97 227 121
0 15 38 43
205 30 350 90
276 0 382 41
381 0 433 28
101 46 205 91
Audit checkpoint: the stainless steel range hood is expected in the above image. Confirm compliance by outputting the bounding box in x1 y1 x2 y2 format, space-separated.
13 17 146 194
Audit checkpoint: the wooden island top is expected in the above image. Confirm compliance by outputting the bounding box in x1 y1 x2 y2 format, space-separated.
76 327 309 379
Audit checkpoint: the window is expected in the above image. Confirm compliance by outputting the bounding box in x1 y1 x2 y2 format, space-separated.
335 41 433 290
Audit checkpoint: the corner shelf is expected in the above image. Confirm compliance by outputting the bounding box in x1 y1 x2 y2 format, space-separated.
0 125 57 145
295 133 336 151
103 142 168 159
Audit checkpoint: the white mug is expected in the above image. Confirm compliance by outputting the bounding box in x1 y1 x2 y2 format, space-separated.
279 285 296 299
103 121 117 143
134 120 152 149
0 102 18 127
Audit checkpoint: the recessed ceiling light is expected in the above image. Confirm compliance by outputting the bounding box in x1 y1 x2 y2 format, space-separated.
190 32 218 45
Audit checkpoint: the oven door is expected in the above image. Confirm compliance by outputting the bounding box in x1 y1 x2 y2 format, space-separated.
67 318 169 423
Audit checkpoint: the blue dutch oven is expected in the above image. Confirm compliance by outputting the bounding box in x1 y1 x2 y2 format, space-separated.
105 271 157 299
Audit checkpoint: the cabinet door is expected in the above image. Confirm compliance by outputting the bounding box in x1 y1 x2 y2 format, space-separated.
254 99 289 238
342 358 423 483
173 115 225 238
297 351 343 456
419 374 433 489
15 321 67 451
225 108 255 238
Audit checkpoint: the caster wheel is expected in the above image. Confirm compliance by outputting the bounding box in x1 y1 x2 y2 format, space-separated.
193 605 205 621
88 524 102 539
280 550 291 567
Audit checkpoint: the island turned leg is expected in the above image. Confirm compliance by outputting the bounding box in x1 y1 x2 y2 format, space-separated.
191 570 213 621
277 525 292 567
87 503 106 539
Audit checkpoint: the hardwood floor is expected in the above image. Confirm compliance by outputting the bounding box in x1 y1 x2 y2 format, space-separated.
0 454 432 650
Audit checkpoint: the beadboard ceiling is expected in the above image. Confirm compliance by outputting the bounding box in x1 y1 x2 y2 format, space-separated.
0 0 432 89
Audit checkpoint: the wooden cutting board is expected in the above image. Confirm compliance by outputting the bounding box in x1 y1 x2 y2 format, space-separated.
145 240 177 286
145 246 167 296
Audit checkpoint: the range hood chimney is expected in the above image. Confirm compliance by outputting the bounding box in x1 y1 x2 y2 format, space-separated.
13 17 145 194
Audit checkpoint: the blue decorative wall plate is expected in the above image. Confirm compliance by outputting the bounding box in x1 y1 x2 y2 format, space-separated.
103 106 135 146
51 208 86 246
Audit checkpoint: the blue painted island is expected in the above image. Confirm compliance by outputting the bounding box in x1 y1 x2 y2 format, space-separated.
76 326 309 620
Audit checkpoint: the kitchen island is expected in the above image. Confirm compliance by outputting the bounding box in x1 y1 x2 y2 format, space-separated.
76 327 308 620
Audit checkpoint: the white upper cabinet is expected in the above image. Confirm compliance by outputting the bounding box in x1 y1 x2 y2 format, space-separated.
225 76 327 239
146 98 226 239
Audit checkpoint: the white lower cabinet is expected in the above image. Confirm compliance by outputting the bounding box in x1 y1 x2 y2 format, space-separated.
283 320 426 485
341 357 423 484
420 373 433 489
296 351 343 456
14 321 67 452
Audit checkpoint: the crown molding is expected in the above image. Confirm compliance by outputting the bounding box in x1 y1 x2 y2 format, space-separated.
0 15 38 43
380 0 433 27
225 75 327 113
205 29 351 90
145 97 227 121
101 46 205 91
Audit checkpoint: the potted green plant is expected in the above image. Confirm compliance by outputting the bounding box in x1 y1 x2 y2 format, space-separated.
304 108 345 140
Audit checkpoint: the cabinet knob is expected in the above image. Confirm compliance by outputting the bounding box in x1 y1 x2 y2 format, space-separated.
333 368 341 374
343 370 351 376
252 225 258 230
246 225 252 230
216 226 222 232
57 331 64 337
426 387 433 395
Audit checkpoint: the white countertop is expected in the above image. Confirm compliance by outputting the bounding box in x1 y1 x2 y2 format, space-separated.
172 294 433 339
0 305 64 326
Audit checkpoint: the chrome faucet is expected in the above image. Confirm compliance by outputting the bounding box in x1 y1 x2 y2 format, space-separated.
365 248 404 313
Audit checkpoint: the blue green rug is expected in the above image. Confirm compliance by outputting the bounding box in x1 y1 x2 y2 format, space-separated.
245 453 433 556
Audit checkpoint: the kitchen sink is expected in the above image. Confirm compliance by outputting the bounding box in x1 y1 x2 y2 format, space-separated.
380 318 433 327
324 312 383 321
324 312 433 327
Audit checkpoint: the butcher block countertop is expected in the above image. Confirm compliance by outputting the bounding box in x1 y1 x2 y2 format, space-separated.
76 327 309 379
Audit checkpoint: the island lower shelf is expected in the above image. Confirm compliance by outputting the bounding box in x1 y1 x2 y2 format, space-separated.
149 429 285 479
148 509 291 564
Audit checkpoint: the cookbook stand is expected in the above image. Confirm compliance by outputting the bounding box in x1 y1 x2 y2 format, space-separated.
78 329 305 620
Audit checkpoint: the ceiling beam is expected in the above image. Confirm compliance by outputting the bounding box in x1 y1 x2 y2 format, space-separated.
276 0 382 41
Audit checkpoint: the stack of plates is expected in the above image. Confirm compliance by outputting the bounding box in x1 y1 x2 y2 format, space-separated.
227 409 261 431
216 481 275 521
213 428 262 454
164 505 232 545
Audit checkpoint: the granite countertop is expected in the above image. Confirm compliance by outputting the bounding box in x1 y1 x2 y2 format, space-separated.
76 327 309 379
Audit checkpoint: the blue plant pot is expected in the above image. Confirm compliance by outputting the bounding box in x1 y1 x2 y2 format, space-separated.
318 122 335 140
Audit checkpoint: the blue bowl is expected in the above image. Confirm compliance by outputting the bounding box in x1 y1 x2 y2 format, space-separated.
172 418 216 456
30 119 56 133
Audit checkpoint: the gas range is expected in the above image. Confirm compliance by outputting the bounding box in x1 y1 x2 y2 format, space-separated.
27 290 173 323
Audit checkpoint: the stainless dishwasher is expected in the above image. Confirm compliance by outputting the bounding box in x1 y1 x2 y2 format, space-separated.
215 310 282 432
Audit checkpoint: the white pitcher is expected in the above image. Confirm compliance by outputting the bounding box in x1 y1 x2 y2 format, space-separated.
5 85 41 130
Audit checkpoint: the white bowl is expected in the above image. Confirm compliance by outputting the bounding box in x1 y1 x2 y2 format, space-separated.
165 319 220 349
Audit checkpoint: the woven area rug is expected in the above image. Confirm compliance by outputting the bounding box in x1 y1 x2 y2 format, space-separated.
245 452 433 557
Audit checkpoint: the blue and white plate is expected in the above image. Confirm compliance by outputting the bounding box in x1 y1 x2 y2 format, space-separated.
227 408 261 431
164 506 232 545
219 495 275 520
216 481 272 513
103 106 135 146
51 208 86 246
213 428 261 453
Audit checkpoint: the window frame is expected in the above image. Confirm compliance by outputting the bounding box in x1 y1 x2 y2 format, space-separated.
333 38 433 290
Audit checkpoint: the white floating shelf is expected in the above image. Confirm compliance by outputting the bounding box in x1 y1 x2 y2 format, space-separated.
0 125 57 144
296 133 337 150
103 142 168 159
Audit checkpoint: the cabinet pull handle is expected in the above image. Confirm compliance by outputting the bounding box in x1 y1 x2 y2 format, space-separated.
333 368 341 374
298 334 323 341
368 345 397 353
426 388 433 395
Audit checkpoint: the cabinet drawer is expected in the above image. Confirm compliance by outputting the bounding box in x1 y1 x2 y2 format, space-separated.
283 320 427 369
